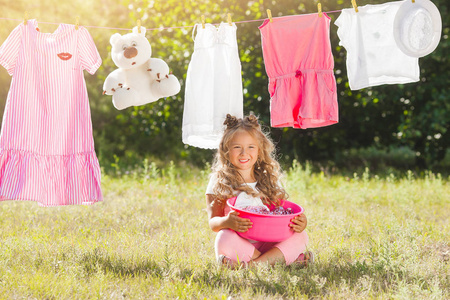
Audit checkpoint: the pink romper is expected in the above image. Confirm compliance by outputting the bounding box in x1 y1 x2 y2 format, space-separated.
0 20 103 206
259 13 338 129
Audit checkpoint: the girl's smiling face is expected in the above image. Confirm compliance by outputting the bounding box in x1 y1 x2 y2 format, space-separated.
228 129 259 179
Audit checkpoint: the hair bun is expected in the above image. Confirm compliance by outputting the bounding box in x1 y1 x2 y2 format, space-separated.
224 114 239 128
245 114 259 127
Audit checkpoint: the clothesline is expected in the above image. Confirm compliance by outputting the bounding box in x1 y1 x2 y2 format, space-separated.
0 10 343 32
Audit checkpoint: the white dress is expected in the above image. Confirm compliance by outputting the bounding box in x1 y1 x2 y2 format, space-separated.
335 1 420 90
182 22 244 149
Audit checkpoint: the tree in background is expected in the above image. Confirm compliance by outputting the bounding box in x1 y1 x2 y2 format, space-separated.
0 0 448 170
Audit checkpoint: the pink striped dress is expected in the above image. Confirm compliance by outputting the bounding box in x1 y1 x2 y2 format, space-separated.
0 19 103 206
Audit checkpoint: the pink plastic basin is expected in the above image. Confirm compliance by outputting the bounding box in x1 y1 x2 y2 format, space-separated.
226 197 304 242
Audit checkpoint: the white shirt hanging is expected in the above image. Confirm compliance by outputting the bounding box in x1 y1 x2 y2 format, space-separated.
335 1 420 90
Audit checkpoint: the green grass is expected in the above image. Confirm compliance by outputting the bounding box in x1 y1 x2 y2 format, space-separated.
0 162 449 299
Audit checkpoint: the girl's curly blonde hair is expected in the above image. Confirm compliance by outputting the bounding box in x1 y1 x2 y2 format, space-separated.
211 114 287 205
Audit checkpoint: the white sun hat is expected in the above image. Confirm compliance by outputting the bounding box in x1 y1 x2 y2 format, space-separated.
393 0 442 57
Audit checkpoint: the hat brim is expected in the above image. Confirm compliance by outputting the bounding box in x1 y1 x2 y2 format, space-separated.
394 0 442 58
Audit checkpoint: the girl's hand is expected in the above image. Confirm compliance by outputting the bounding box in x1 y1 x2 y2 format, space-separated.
290 213 307 233
225 210 253 232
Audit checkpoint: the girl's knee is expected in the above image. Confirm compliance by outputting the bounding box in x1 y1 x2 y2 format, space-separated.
215 229 255 263
216 229 239 244
293 230 309 245
215 230 241 255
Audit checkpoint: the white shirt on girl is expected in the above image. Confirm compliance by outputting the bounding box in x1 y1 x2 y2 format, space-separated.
205 174 269 211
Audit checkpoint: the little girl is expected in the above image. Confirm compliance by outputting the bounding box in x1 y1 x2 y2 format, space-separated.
205 114 313 268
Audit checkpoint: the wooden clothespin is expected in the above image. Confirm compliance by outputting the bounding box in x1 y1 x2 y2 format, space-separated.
23 11 28 25
201 15 205 29
351 0 359 12
318 3 323 17
267 9 273 23
227 13 232 26
75 16 80 30
137 19 142 33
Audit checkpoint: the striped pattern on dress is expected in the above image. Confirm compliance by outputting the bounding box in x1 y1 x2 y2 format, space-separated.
0 19 103 206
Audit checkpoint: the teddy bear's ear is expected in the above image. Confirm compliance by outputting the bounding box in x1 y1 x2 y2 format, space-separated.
132 26 147 36
110 33 122 46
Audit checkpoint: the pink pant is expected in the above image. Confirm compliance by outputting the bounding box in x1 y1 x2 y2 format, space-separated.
215 229 309 265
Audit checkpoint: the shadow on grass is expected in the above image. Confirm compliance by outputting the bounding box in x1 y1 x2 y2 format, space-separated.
77 248 435 297
181 259 430 297
78 248 163 278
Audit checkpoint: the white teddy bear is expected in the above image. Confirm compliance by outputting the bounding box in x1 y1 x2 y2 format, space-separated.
103 26 181 110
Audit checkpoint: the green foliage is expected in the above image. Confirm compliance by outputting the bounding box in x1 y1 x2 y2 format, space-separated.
0 166 448 298
0 0 448 169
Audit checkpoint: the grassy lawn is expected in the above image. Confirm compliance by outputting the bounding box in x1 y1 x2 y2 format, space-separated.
0 162 448 299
